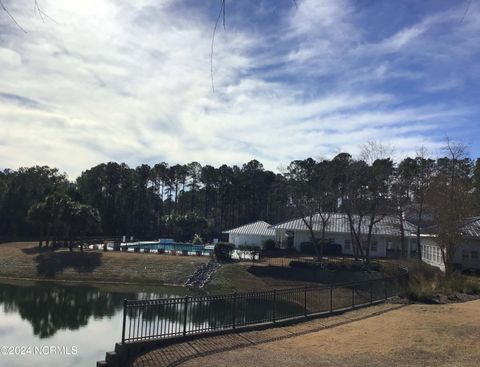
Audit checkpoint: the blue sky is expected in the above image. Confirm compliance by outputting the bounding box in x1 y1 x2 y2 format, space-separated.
0 0 479 178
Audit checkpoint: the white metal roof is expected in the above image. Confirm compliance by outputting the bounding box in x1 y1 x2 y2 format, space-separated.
463 217 480 238
423 217 480 239
223 220 276 236
270 213 417 237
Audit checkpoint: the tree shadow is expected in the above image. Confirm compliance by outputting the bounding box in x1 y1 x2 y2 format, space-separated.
21 245 61 255
247 265 295 280
247 265 378 284
34 251 102 277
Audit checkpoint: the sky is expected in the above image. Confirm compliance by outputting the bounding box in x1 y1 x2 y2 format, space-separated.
0 0 479 179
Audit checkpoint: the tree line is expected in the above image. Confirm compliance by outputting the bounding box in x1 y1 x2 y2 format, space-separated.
1 141 479 273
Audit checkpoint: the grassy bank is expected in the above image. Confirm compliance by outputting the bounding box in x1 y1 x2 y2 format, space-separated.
205 262 328 294
0 242 208 286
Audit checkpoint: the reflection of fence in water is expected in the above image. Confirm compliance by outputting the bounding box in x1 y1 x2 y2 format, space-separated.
121 265 406 343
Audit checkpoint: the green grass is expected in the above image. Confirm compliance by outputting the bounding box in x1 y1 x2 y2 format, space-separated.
0 242 208 286
205 262 324 294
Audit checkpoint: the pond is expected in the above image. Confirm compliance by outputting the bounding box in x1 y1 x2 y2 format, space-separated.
0 280 190 366
0 280 308 366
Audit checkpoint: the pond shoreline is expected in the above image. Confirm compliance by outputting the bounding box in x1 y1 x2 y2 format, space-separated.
0 275 184 288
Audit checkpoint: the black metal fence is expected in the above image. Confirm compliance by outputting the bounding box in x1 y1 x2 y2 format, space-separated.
121 264 407 344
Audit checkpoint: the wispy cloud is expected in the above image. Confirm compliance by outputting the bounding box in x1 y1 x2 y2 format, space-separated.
0 0 479 178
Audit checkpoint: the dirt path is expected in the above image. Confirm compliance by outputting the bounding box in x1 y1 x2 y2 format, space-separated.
131 300 480 367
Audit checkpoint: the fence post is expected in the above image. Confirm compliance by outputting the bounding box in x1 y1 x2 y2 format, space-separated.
183 296 189 337
122 299 127 344
273 289 277 323
304 286 308 317
330 285 333 313
384 278 388 300
232 292 237 329
369 281 373 305
351 286 355 308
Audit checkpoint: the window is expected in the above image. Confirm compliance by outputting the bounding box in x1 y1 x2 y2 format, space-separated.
471 250 478 260
462 249 469 261
344 239 351 250
361 240 368 250
371 240 378 252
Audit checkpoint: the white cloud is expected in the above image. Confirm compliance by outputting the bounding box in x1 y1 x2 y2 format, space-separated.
0 0 478 178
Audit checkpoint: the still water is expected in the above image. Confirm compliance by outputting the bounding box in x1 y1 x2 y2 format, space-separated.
0 280 190 366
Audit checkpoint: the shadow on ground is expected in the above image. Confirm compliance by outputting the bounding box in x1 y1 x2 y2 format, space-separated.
247 265 381 284
34 251 103 277
21 245 62 255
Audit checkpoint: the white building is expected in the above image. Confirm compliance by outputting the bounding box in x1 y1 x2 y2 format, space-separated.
270 213 418 258
421 217 480 272
223 220 276 247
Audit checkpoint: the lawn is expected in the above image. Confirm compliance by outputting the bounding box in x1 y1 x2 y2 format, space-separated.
204 262 323 294
181 299 480 367
0 242 208 285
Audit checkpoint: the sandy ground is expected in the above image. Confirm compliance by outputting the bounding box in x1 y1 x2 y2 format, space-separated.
180 300 480 367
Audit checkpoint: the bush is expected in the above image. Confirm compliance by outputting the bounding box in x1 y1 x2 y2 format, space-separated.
214 242 235 261
290 259 367 272
323 243 343 256
238 244 261 260
299 242 342 256
441 275 480 295
400 261 442 302
262 239 276 252
299 242 315 254
400 261 480 302
238 244 260 252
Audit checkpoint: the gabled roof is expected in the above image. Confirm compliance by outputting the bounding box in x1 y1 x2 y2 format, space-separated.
270 213 417 237
463 217 480 237
422 217 480 238
223 220 276 236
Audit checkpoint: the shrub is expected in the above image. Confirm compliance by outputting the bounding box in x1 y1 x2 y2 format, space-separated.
299 242 315 254
214 242 235 261
262 239 276 252
441 275 480 295
238 244 260 252
400 261 442 302
238 244 261 260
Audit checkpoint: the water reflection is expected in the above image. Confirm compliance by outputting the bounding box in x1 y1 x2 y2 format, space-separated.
0 281 188 338
0 282 128 338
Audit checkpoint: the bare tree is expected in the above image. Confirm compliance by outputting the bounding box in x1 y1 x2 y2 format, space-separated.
411 146 435 260
427 139 473 276
359 141 395 165
285 158 335 260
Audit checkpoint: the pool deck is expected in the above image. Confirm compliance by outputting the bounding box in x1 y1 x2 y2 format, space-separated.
128 302 404 367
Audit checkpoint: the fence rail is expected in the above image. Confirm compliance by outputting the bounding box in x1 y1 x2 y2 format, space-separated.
121 263 407 344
